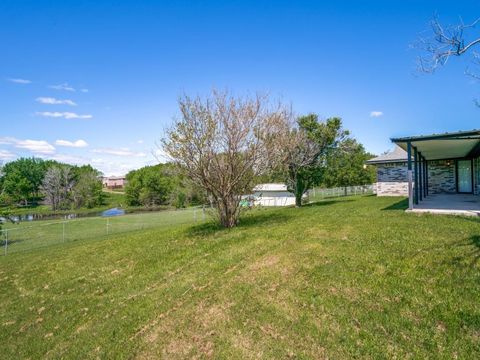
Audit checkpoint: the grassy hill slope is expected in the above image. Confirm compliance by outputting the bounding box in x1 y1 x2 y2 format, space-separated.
1 196 479 359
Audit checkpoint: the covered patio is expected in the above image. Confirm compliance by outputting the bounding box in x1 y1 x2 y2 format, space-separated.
392 130 480 216
405 193 480 216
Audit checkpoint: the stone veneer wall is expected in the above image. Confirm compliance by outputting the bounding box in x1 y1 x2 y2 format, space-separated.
375 157 480 196
375 162 409 196
427 160 456 194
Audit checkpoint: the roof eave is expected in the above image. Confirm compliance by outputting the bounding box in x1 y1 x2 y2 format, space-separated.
391 129 480 143
365 159 407 165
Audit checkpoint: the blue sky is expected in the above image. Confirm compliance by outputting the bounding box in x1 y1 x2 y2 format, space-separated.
1 0 480 175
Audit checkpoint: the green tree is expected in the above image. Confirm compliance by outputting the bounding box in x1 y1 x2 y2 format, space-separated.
322 138 376 193
71 165 105 208
283 114 348 207
0 158 50 205
125 164 176 207
125 163 207 208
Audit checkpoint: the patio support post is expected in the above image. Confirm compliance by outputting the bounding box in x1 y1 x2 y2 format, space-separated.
425 159 428 196
418 152 423 201
423 156 427 197
414 147 419 205
407 142 413 209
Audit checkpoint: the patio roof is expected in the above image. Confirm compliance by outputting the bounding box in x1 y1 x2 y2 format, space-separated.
391 129 480 160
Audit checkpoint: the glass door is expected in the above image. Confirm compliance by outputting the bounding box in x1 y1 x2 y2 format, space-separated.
457 160 473 193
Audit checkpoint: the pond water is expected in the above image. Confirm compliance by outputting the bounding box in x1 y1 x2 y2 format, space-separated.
101 208 126 217
1 207 127 223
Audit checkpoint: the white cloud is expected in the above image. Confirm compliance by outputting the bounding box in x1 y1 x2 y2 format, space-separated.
92 147 147 157
36 111 93 119
0 149 16 160
0 137 16 145
0 137 56 154
8 78 31 84
370 111 384 118
36 97 77 106
91 157 152 176
43 153 89 165
137 139 144 144
15 139 56 154
80 88 89 93
55 139 89 148
49 83 76 91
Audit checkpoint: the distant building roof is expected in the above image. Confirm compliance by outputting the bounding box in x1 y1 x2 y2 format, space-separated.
366 145 409 164
103 176 126 180
253 183 288 192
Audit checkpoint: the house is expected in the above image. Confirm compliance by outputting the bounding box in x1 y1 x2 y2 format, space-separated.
102 176 127 189
366 129 480 215
252 183 296 206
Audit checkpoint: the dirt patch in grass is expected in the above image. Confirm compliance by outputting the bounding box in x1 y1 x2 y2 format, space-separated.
248 254 280 271
231 333 260 359
137 298 233 359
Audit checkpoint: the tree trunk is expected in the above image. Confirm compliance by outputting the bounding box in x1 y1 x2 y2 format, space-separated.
294 176 305 207
295 192 302 207
218 196 239 228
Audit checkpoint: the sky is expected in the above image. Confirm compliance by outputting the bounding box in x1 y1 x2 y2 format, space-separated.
1 0 480 175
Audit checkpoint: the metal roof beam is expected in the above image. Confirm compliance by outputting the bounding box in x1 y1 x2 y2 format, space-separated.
391 130 480 143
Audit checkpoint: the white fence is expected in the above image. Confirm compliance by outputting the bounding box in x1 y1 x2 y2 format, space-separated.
307 184 375 201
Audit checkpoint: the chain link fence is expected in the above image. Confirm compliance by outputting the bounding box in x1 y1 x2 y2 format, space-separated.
0 185 375 256
0 207 209 256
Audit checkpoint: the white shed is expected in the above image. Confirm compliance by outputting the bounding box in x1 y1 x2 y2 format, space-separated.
252 183 296 206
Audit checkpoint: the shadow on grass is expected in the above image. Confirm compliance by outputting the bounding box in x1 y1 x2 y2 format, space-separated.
457 309 480 330
0 239 25 246
186 210 294 237
450 235 480 268
303 199 354 208
382 198 409 211
186 199 351 238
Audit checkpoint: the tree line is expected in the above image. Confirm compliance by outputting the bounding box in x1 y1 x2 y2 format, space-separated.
0 158 104 211
0 158 205 213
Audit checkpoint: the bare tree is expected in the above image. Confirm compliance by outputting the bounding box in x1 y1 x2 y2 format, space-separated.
162 90 289 228
415 14 480 74
42 166 74 211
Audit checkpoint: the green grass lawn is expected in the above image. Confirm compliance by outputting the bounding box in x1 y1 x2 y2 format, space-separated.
1 196 479 359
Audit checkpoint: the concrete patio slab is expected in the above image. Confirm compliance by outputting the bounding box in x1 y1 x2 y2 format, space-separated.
407 194 480 216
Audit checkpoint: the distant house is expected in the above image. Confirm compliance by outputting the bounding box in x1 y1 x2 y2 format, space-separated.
102 176 127 189
252 183 296 206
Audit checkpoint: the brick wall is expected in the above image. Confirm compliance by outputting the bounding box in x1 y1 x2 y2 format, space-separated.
374 157 480 197
375 162 408 196
427 160 456 194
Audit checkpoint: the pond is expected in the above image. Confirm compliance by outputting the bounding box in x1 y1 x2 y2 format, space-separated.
0 208 126 223
101 208 126 217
